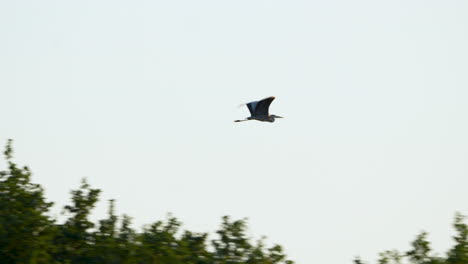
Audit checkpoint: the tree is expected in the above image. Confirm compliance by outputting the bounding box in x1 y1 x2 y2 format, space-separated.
377 250 402 264
92 199 120 264
246 239 293 264
406 232 432 264
212 216 252 264
0 139 55 264
53 178 101 264
446 213 468 264
353 256 366 264
116 214 137 263
136 215 183 264
406 231 446 264
0 140 295 264
212 216 294 264
177 230 212 264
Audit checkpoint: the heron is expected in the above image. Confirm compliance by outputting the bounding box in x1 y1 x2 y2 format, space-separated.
235 96 284 123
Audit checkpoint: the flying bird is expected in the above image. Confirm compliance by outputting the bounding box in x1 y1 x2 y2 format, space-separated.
235 96 283 123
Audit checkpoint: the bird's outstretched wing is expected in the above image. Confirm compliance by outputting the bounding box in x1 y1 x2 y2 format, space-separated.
254 96 275 116
246 101 259 116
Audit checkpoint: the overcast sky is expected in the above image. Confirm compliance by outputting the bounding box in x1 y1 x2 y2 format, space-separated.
1 1 468 263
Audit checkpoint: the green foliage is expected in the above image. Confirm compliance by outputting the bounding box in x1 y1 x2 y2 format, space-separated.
212 216 293 264
406 232 432 264
446 213 468 264
356 213 468 264
0 139 55 264
53 178 101 264
136 215 183 264
0 140 295 264
178 230 211 264
6 139 468 264
92 199 120 264
212 216 252 264
116 214 137 263
378 250 402 264
354 256 366 264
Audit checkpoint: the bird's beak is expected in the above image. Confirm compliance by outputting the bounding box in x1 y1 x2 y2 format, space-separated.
277 116 284 118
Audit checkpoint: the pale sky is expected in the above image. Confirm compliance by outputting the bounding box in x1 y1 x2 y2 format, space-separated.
1 1 468 263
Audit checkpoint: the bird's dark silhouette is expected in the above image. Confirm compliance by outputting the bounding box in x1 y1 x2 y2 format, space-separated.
235 96 283 123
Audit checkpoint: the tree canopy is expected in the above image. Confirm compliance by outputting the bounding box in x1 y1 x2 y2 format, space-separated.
0 140 294 264
1 139 467 264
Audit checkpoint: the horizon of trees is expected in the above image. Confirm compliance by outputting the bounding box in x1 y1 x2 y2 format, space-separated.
0 139 467 264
